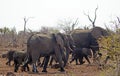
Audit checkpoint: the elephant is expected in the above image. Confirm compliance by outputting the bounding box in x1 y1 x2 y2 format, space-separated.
22 33 75 73
43 34 75 67
70 48 92 65
71 27 108 62
13 51 29 72
2 50 15 66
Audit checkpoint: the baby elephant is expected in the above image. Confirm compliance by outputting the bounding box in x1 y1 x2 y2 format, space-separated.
2 50 15 66
70 48 92 65
13 51 29 72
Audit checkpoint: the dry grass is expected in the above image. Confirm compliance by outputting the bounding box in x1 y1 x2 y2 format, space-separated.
0 47 100 76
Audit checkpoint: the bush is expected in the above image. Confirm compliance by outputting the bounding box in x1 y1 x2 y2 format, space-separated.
98 33 120 76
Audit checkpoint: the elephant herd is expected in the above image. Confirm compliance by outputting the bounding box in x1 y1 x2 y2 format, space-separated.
1 27 108 73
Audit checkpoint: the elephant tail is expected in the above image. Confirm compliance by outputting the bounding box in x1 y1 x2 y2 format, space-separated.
27 34 35 47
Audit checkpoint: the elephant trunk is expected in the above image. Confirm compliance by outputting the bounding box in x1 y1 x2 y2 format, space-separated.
65 46 73 65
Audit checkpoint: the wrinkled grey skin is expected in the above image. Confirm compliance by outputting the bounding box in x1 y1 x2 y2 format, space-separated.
2 50 15 66
70 48 92 65
13 51 28 72
13 51 29 72
71 27 108 60
46 34 75 67
22 33 74 73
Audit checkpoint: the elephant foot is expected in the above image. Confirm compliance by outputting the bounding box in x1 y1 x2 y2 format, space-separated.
42 69 47 72
20 66 25 72
14 69 17 72
80 61 85 65
32 69 38 73
58 68 65 72
69 61 72 64
76 63 79 65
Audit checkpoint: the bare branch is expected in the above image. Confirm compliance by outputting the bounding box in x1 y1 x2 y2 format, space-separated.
84 6 98 28
84 12 93 23
23 17 34 35
72 18 79 31
93 6 98 25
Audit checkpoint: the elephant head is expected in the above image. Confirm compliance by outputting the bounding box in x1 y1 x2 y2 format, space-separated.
90 27 108 57
91 27 108 39
54 33 75 66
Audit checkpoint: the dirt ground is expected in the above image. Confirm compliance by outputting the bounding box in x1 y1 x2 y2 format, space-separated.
0 47 100 76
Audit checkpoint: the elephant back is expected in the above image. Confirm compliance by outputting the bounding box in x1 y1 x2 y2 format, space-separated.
90 27 108 39
71 29 91 48
27 34 53 45
27 33 55 55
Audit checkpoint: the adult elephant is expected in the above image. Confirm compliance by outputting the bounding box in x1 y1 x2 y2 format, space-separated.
71 27 108 59
22 33 74 73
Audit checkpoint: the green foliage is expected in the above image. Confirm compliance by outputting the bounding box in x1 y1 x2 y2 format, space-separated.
98 33 120 76
0 27 17 35
98 34 120 60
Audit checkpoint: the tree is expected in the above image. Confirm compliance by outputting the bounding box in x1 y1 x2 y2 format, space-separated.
98 17 120 76
10 27 17 47
40 26 59 34
84 6 98 28
23 17 33 35
98 34 120 76
58 18 79 34
0 28 3 34
3 27 10 35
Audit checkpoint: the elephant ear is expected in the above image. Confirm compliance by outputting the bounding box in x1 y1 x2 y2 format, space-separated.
54 33 64 47
90 27 108 39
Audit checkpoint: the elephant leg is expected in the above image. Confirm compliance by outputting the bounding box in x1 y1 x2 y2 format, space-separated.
75 58 79 65
14 64 17 72
63 48 68 66
14 64 19 72
65 47 71 64
21 60 29 72
79 56 85 65
76 59 78 65
49 56 54 66
40 57 45 67
84 55 91 64
32 63 38 73
31 52 39 73
55 46 65 72
26 64 30 71
37 58 41 67
62 53 67 67
70 56 75 64
58 56 65 72
42 56 50 72
14 61 20 72
21 64 29 72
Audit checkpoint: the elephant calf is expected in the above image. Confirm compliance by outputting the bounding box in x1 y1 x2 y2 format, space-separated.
13 51 29 72
70 48 92 65
2 50 15 66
